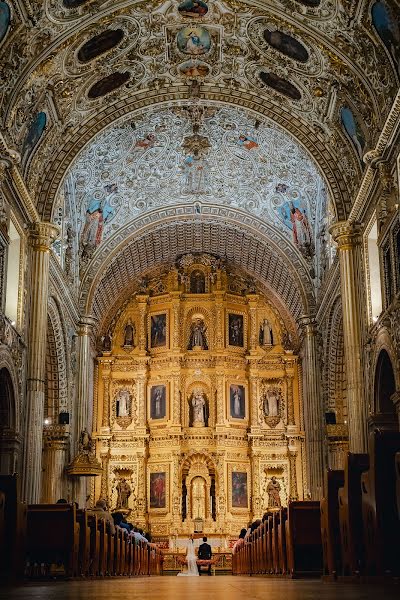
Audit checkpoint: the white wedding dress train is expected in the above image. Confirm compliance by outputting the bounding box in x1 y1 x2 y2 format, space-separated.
177 540 199 576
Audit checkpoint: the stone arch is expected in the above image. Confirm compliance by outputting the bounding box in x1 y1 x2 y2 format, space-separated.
45 297 69 423
180 451 217 522
325 298 347 423
371 326 399 427
0 352 20 475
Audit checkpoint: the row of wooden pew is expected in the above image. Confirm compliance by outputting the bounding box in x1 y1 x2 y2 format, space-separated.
0 476 163 583
233 431 400 580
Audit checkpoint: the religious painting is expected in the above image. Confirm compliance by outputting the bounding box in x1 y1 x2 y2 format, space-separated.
278 198 314 257
178 0 209 17
78 28 124 63
237 135 259 151
261 384 281 428
232 472 248 508
0 2 10 44
372 1 400 72
228 313 244 347
182 154 207 193
295 0 320 5
340 106 366 161
150 313 167 348
230 384 245 419
177 26 211 56
21 112 47 167
179 60 210 78
88 71 130 99
259 71 302 101
150 384 166 420
149 472 166 509
80 194 114 251
63 0 89 6
264 29 309 63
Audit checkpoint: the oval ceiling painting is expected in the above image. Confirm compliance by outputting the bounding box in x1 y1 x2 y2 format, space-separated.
63 0 89 7
179 59 210 77
178 0 209 17
264 29 309 63
294 0 321 6
340 106 366 161
0 2 10 44
88 71 130 99
259 71 302 101
22 112 47 166
177 26 211 56
372 1 400 72
78 29 124 63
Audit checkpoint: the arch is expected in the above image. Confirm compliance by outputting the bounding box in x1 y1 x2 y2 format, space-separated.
325 298 347 423
0 358 19 475
374 349 396 417
45 297 69 423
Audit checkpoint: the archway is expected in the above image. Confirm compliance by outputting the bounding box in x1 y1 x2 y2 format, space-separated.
372 349 398 431
0 367 18 475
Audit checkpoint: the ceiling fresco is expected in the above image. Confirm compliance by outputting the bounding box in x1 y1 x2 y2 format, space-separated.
60 104 327 266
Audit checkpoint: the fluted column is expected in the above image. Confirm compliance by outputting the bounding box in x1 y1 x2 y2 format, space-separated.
22 222 59 503
76 316 97 446
100 359 113 430
330 221 367 452
298 315 324 499
41 426 69 502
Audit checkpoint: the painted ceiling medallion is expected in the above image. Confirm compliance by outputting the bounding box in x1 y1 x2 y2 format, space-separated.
177 26 211 55
63 0 89 7
88 71 130 99
0 2 10 44
259 72 302 101
264 29 309 63
178 0 209 17
78 29 124 63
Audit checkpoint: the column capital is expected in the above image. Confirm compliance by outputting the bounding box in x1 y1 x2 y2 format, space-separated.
28 222 60 251
78 315 97 336
329 220 362 248
297 314 318 334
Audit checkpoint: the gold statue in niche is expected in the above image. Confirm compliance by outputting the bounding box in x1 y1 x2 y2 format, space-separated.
189 388 208 427
188 316 208 349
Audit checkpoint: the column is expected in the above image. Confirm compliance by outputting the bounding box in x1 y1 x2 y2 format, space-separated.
330 221 367 452
288 446 299 501
298 315 325 499
170 292 181 351
214 291 225 351
247 294 259 352
100 359 113 431
136 295 148 354
286 373 295 427
135 371 147 431
22 222 59 503
75 315 97 446
215 365 225 426
171 372 181 426
249 373 260 429
41 426 69 502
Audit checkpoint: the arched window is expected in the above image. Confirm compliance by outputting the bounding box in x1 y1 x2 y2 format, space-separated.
374 349 396 416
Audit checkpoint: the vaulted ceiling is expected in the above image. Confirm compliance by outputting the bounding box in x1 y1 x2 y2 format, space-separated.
1 0 398 323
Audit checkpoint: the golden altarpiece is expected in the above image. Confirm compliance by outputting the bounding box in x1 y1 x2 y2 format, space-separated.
94 254 304 542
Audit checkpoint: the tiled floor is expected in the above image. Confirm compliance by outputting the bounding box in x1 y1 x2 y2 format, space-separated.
1 577 399 600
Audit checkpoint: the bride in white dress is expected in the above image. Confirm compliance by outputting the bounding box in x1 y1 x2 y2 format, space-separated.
177 537 199 577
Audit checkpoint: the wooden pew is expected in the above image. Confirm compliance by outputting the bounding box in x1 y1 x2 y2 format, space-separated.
285 501 322 578
338 452 369 577
76 509 91 577
106 523 116 576
320 469 345 580
396 452 400 521
97 517 107 577
272 511 280 574
266 515 274 573
27 504 80 578
277 507 287 575
0 475 27 584
361 431 400 577
0 491 5 570
88 513 100 576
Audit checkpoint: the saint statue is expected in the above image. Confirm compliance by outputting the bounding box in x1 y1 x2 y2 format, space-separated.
259 319 273 346
102 332 112 352
188 318 208 350
263 388 279 417
79 428 93 453
116 478 132 509
266 476 281 508
191 389 206 427
123 319 135 347
116 389 130 417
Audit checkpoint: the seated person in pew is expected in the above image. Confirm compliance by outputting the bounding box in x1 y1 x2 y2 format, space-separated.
232 528 247 554
131 525 148 544
90 499 115 535
112 512 131 534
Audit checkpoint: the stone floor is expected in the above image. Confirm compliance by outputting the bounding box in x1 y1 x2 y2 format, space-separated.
1 577 399 600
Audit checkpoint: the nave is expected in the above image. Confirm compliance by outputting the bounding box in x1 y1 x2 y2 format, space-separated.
2 577 400 600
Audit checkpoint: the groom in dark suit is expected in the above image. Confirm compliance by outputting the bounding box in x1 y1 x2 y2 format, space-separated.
197 536 212 575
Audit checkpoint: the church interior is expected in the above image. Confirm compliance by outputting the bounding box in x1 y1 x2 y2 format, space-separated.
0 0 400 594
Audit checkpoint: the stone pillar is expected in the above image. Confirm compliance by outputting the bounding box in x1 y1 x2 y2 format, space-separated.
41 426 69 502
298 315 324 499
136 295 148 354
22 222 59 503
76 316 97 445
330 221 367 452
